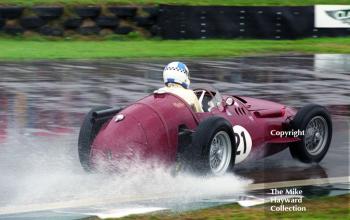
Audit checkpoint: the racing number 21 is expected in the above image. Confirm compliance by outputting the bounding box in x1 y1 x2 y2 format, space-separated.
235 131 247 155
232 125 252 164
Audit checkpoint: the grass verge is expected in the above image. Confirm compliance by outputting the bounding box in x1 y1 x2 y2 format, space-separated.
102 194 350 220
1 0 350 7
0 37 349 60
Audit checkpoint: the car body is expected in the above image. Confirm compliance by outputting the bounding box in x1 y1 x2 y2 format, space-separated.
78 86 332 175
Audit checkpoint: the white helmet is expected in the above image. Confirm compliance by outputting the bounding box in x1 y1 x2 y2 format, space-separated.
163 61 190 89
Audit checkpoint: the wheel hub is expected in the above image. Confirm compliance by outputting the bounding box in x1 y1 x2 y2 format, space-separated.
209 131 232 175
304 116 328 156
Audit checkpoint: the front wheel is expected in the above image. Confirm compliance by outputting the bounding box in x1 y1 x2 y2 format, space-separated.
184 116 236 175
289 104 332 163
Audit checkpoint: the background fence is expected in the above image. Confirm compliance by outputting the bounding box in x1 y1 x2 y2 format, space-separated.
157 5 350 39
0 5 349 39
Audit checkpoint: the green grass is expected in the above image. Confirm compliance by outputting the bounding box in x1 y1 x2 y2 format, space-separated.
0 0 350 7
0 37 349 60
105 194 350 220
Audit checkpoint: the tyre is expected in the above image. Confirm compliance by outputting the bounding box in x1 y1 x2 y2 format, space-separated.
39 26 64 36
20 17 46 30
0 18 4 29
114 26 133 35
78 26 100 35
78 106 112 171
289 104 332 163
3 26 24 35
0 7 24 19
64 18 82 29
134 16 155 27
184 116 236 175
108 6 137 18
33 6 64 19
96 16 119 28
75 6 101 18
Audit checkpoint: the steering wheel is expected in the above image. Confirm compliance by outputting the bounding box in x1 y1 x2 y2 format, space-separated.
193 88 216 112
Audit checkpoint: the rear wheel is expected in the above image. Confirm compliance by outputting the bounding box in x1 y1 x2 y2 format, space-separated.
289 104 332 163
184 116 236 175
78 105 111 171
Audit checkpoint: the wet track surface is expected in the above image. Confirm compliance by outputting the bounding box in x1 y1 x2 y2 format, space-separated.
0 54 349 219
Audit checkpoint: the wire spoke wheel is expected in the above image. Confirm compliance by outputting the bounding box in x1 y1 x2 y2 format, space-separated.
209 131 232 175
304 116 328 156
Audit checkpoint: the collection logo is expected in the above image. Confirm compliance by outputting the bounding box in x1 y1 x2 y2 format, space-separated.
326 9 350 25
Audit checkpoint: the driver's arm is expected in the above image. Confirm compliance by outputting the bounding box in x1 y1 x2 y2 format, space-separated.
190 92 204 112
194 100 203 112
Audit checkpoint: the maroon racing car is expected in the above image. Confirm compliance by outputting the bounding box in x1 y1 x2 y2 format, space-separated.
78 86 332 175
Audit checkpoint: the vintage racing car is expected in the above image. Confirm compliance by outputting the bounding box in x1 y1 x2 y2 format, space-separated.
78 86 332 175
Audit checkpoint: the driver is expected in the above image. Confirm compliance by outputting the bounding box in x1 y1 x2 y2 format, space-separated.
158 62 203 112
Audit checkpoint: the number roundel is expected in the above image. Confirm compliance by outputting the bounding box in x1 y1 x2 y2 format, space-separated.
233 125 252 164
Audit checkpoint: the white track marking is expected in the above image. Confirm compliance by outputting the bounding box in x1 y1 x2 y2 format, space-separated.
0 176 349 216
247 176 350 191
56 207 168 219
238 195 304 207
